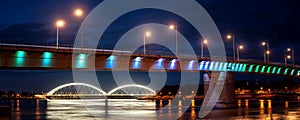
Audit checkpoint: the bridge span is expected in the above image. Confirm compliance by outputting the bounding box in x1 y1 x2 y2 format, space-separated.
0 44 299 78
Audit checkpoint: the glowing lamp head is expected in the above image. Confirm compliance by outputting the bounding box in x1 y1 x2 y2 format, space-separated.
74 8 84 17
239 45 244 49
145 31 151 37
287 48 291 52
169 25 175 30
287 55 291 59
262 42 266 46
266 50 270 55
227 35 232 39
203 39 208 44
56 20 65 27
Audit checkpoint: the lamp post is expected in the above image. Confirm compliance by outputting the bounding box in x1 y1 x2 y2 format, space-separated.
144 31 151 55
55 20 65 49
237 45 244 61
285 55 291 65
74 8 84 48
287 48 295 66
227 35 235 60
169 24 178 56
262 41 270 63
201 39 208 58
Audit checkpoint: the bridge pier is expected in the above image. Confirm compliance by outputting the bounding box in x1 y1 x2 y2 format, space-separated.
203 72 236 109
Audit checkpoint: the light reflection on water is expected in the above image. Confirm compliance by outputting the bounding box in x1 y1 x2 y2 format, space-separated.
1 99 300 119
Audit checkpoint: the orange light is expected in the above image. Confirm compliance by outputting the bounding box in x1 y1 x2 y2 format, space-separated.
145 31 151 37
227 35 232 39
56 20 65 27
287 48 291 52
262 42 266 46
266 50 270 55
203 39 208 44
74 8 84 17
239 45 244 49
169 25 175 30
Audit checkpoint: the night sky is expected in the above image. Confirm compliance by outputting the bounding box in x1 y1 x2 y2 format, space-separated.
0 0 300 92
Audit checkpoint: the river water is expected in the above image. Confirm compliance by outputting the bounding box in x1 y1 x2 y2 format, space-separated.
1 99 300 119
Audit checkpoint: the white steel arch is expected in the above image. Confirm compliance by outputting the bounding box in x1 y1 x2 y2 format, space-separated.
47 83 107 95
107 84 156 95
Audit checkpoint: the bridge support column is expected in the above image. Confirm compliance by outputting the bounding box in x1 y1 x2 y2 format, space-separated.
203 72 236 109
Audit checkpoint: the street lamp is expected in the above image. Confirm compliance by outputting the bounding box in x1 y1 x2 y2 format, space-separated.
237 45 244 61
74 8 85 48
227 35 235 60
55 20 65 49
144 31 151 55
262 41 270 63
285 55 291 65
169 24 178 56
201 39 208 58
287 48 295 66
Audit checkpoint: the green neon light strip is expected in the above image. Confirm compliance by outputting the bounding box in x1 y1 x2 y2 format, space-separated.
290 69 295 76
223 62 228 71
228 63 232 69
209 62 214 70
232 63 236 71
238 64 243 72
15 51 26 67
255 65 260 73
242 64 247 72
272 67 277 74
266 66 272 73
218 62 224 71
260 66 266 73
284 68 289 75
16 51 26 58
248 65 254 72
277 68 282 74
214 62 219 71
234 63 240 71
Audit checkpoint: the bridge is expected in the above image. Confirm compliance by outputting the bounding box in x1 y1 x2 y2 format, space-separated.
45 83 156 100
0 44 299 77
1 44 299 108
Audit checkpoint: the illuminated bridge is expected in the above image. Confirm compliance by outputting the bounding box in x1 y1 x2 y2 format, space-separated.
0 44 299 77
45 83 156 100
